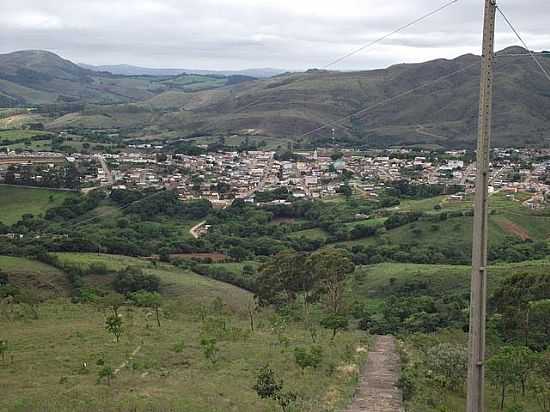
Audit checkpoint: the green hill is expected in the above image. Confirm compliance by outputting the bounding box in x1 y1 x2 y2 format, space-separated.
0 185 77 225
0 50 254 107
3 47 549 148
0 252 367 411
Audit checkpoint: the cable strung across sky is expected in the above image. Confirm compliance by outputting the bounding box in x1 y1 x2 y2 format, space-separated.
323 0 461 69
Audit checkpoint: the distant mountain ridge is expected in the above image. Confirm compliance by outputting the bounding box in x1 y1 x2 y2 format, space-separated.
2 48 550 148
0 50 258 107
78 63 286 79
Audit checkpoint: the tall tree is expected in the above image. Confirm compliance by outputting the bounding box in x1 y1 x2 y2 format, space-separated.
307 249 355 314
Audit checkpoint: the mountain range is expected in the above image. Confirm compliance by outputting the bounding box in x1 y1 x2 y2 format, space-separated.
78 63 286 79
1 48 550 148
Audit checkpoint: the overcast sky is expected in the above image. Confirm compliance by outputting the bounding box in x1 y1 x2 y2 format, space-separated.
0 0 548 71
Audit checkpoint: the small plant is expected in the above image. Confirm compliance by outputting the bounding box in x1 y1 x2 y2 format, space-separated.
294 346 323 370
0 340 7 362
97 366 114 385
253 364 298 412
200 337 219 364
173 340 185 353
105 314 123 343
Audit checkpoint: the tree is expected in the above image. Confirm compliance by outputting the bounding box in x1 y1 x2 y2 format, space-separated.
105 314 123 343
100 293 126 317
338 184 353 199
425 343 468 391
254 365 282 399
130 291 162 328
113 269 160 295
487 346 533 411
253 365 297 412
307 249 355 314
294 346 323 370
320 313 349 340
256 251 317 310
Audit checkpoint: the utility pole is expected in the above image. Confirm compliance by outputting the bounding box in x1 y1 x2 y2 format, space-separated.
467 1 497 411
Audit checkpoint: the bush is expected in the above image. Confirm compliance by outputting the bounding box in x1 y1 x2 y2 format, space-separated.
113 268 160 295
294 346 323 370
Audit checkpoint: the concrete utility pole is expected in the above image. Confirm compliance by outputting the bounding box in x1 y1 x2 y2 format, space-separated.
467 1 497 411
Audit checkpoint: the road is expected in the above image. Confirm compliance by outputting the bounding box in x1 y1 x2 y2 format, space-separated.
345 335 402 412
96 154 114 185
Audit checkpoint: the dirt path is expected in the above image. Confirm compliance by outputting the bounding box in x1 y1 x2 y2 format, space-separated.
189 221 207 239
345 335 402 412
114 345 142 375
495 217 530 240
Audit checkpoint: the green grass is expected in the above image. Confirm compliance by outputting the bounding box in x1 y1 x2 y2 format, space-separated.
288 228 330 241
348 259 550 302
0 256 70 298
0 129 52 141
0 186 76 225
1 253 368 412
394 196 447 213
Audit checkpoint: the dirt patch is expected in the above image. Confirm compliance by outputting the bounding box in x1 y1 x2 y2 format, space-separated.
170 253 228 262
495 217 530 240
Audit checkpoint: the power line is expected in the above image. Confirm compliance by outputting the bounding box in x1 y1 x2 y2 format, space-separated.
296 61 479 140
323 0 460 69
496 5 550 83
228 0 461 116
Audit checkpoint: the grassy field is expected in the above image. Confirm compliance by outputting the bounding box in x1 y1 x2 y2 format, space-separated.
0 186 76 225
0 129 52 141
0 256 70 298
348 259 550 305
288 227 330 241
0 253 368 412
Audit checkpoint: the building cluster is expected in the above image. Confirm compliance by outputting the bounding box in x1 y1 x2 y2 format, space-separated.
2 146 550 210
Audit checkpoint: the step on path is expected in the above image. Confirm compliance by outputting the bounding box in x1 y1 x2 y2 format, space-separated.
345 335 402 412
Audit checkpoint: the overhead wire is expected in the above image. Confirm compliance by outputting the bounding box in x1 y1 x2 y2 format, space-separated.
227 0 461 116
496 5 550 83
294 61 480 140
323 0 460 69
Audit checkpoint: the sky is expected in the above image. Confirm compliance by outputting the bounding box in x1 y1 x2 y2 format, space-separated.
0 0 548 71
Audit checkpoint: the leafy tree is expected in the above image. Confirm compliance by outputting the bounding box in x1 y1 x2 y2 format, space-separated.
105 314 123 343
294 346 323 370
113 269 160 295
254 365 282 399
308 249 355 314
130 291 162 328
338 184 353 199
256 251 317 309
253 365 297 412
320 313 349 340
487 346 533 411
100 293 126 317
425 343 468 391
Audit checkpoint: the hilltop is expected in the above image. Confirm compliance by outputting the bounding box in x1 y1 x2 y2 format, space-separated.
2 47 550 147
0 50 256 107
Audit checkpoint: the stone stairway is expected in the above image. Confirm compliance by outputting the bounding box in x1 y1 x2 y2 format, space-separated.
345 335 402 412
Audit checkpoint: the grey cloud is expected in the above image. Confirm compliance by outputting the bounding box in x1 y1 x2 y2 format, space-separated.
0 0 547 71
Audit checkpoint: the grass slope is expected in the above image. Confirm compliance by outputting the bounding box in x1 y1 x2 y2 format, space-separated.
1 252 367 412
0 186 76 225
0 255 70 298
